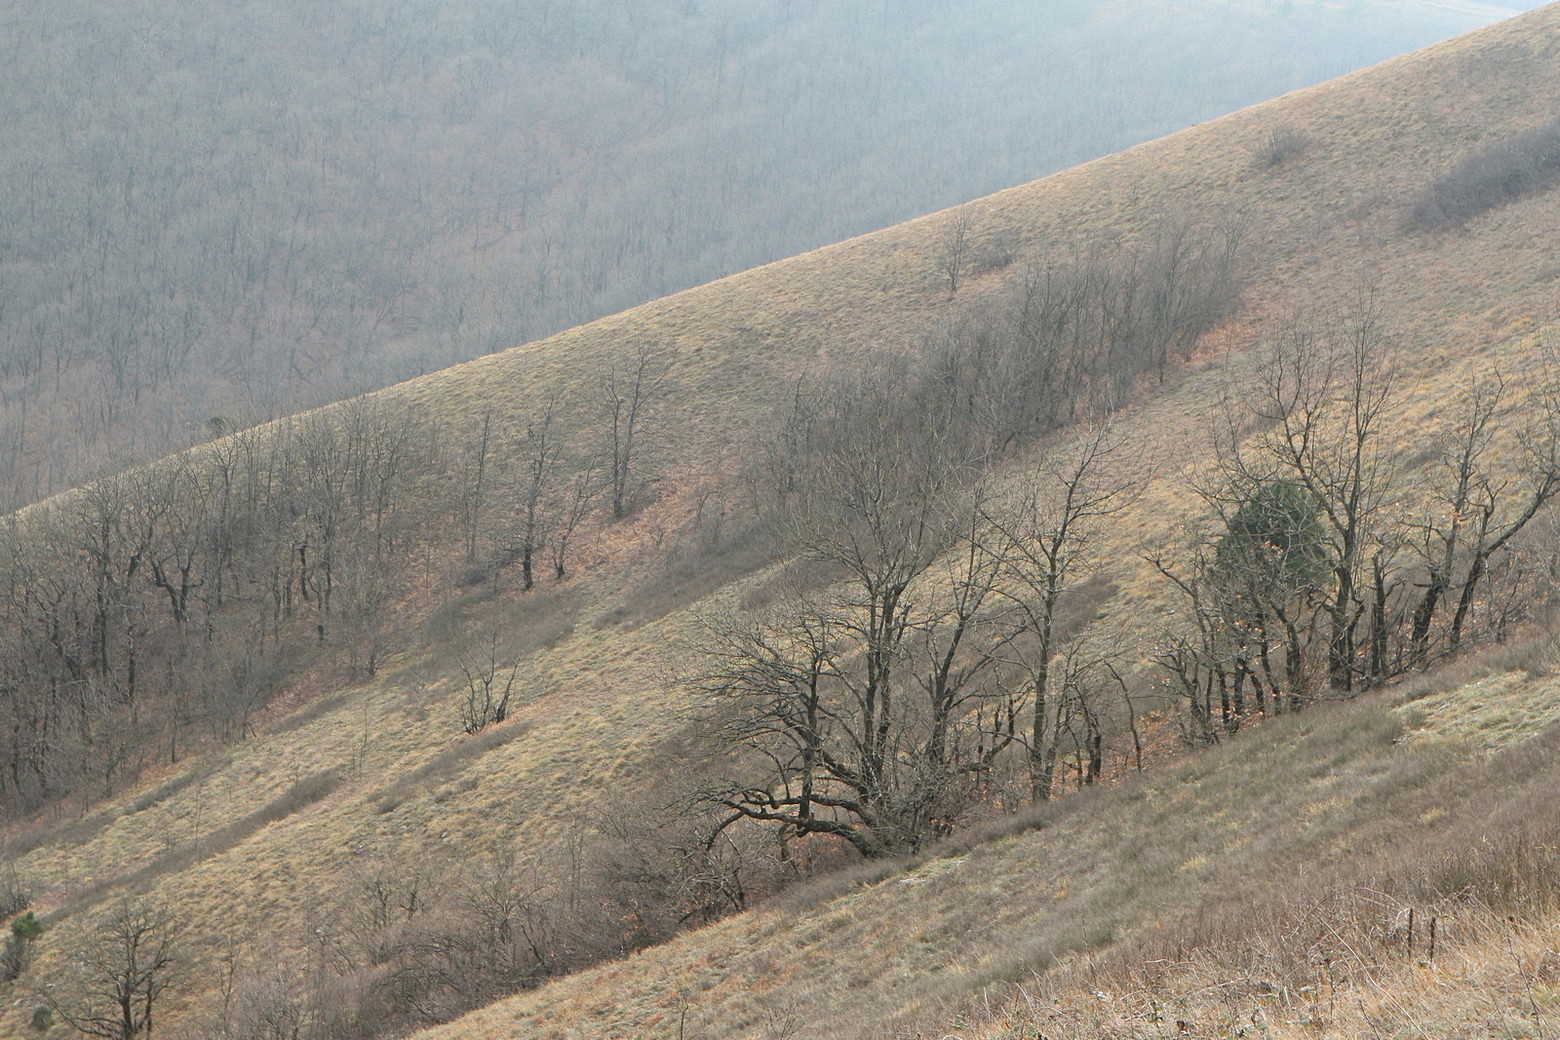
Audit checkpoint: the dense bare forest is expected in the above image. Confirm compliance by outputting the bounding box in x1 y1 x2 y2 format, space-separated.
0 0 1523 508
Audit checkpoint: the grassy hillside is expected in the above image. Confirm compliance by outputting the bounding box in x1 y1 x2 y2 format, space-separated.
412 635 1560 1039
3 4 1560 1040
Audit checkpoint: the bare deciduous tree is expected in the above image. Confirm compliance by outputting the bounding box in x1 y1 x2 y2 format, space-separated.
600 347 669 521
1232 303 1396 693
983 426 1139 799
549 462 601 582
697 364 1018 856
509 406 564 592
456 633 521 735
44 900 180 1040
456 410 493 564
938 209 973 293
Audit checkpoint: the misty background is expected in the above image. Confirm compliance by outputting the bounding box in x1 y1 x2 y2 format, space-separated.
0 0 1538 508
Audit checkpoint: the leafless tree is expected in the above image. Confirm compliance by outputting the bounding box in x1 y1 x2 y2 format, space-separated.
456 410 493 564
600 347 669 521
1235 303 1396 692
983 426 1139 799
938 208 973 293
548 462 601 582
226 964 308 1040
508 405 564 592
697 364 1016 856
0 859 28 919
44 900 180 1040
456 633 520 735
1435 375 1560 656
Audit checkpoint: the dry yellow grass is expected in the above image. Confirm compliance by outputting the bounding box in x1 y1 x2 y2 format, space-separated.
1399 670 1560 751
406 638 1560 1040
956 905 1560 1039
5 6 1560 1040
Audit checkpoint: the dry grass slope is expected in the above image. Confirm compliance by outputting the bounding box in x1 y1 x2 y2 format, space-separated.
412 635 1560 1040
5 5 1560 1039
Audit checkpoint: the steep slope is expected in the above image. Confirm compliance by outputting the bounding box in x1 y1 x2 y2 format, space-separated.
3 5 1560 1040
413 639 1560 1039
397 4 1560 1036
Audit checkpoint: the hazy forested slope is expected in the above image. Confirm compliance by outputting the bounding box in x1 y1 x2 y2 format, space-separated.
0 0 1526 507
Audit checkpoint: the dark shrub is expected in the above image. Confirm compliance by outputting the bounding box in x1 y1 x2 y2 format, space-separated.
1409 118 1560 230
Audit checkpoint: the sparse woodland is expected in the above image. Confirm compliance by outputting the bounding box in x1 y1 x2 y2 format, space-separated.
1153 307 1560 723
0 219 1243 818
3 203 1557 1038
700 285 1560 862
5 4 1560 1040
0 391 613 815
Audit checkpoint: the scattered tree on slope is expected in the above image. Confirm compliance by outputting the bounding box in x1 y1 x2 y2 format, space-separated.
43 901 179 1040
1157 310 1560 735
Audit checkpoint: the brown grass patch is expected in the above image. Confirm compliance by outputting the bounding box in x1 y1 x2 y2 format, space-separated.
368 722 534 816
47 768 343 924
126 755 234 815
591 519 773 632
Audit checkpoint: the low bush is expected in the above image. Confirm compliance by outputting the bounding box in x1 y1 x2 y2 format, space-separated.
1251 124 1312 167
1409 118 1560 230
369 722 529 815
1 910 43 982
